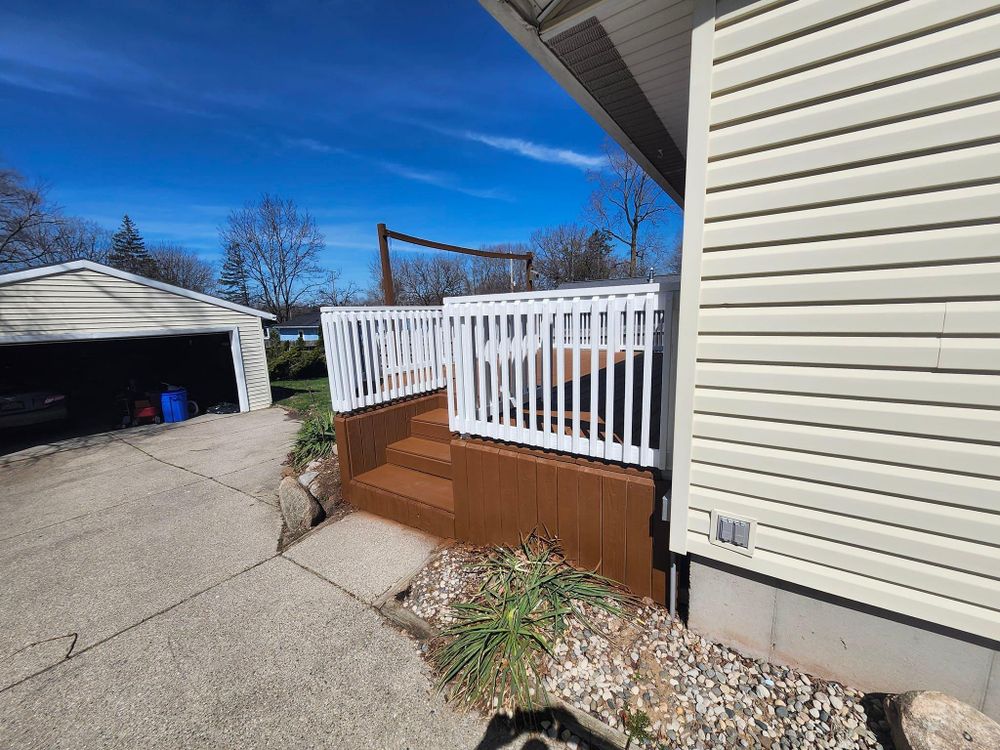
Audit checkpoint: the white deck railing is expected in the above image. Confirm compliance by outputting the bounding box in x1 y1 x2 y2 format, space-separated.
443 284 676 469
320 306 447 412
321 283 677 470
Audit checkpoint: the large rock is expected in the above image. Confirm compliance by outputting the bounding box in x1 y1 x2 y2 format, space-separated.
886 691 1000 750
279 476 323 533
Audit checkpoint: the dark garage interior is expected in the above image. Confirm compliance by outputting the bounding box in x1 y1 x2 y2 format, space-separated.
0 332 240 452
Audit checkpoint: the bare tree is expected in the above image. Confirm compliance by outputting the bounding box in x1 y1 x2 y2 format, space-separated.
530 224 622 289
23 217 111 267
219 194 324 320
313 269 362 307
0 167 60 270
469 243 530 294
148 243 216 293
366 253 469 306
397 254 468 305
587 142 678 277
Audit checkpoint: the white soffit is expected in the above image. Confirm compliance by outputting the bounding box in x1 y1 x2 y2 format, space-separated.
485 0 693 201
542 0 693 155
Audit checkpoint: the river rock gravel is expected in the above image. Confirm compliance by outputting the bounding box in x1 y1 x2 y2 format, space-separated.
403 544 893 750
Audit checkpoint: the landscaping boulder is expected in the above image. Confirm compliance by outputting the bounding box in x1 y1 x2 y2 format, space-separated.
279 476 323 533
307 477 323 501
885 691 1000 750
297 470 319 490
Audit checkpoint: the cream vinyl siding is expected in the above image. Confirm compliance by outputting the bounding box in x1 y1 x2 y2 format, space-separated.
0 268 271 410
674 0 1000 640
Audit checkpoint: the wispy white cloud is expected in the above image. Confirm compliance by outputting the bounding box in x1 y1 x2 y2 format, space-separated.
283 137 345 155
0 69 89 98
379 161 511 201
462 131 604 170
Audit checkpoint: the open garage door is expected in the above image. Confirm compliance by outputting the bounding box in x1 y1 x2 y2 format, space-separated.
0 331 243 452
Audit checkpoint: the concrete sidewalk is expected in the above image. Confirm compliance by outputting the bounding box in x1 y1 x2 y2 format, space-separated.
0 409 552 750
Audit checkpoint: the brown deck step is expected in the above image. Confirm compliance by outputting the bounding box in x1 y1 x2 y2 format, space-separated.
410 408 451 443
353 463 454 514
386 436 452 479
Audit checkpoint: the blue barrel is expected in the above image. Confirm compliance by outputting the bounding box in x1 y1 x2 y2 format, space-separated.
160 388 188 423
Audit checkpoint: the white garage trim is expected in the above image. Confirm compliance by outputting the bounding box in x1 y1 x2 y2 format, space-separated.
0 260 275 321
0 326 251 413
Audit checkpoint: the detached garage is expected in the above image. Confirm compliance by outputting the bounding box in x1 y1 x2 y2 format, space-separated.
0 260 274 437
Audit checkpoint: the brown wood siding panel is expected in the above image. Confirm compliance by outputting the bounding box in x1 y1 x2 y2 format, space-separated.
602 474 628 585
625 478 654 601
536 460 559 537
352 482 370 512
481 447 504 546
372 409 389 467
578 469 603 571
335 415 353 489
499 450 521 546
466 445 486 544
452 440 471 540
517 454 538 537
345 418 368 478
557 465 580 563
448 438 665 599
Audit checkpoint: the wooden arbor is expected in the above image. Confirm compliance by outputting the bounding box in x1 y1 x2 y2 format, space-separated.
376 223 533 305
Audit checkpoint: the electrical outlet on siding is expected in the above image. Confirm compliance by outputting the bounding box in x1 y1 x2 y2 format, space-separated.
709 509 757 557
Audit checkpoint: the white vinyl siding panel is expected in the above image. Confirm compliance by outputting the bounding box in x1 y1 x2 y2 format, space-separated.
0 269 271 410
674 0 1000 641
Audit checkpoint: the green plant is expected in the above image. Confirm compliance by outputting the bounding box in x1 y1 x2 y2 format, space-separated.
268 345 326 380
621 704 652 749
289 409 336 469
434 534 634 713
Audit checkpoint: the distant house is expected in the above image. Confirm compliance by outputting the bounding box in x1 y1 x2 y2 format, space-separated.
270 311 321 346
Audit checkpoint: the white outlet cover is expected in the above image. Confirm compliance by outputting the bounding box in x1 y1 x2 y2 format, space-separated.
709 509 757 557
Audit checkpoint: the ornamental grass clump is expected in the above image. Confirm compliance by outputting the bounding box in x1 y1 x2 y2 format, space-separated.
433 534 636 713
290 409 336 469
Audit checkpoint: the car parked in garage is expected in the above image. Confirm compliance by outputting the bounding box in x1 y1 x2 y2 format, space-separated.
0 383 68 429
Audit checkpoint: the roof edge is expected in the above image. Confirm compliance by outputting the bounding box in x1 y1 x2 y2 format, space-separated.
479 0 684 207
0 260 277 320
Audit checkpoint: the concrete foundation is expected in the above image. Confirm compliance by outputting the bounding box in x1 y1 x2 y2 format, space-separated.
688 556 1000 720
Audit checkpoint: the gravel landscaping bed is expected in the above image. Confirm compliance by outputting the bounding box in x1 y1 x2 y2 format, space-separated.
403 544 893 750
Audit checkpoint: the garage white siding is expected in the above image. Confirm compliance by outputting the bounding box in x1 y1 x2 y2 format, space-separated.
673 0 1000 640
0 267 272 411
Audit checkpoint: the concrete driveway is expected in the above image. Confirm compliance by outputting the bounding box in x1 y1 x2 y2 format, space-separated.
0 409 547 749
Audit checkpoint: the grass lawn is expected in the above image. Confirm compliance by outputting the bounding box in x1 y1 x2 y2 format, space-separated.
271 377 331 415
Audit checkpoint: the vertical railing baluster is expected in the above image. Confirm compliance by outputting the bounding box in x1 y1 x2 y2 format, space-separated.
556 299 567 451
657 292 674 470
571 298 581 453
622 295 636 464
603 297 617 460
512 301 524 435
541 301 552 449
588 297 600 457
525 301 537 445
640 293 655 466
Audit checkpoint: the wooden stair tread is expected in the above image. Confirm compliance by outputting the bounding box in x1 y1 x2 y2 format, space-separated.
411 408 449 427
354 463 454 514
388 436 451 463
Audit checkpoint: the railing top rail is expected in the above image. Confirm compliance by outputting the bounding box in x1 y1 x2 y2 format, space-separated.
443 282 666 305
320 305 443 313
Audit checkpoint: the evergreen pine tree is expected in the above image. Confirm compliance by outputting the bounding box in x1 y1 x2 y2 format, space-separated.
109 215 155 276
218 241 251 306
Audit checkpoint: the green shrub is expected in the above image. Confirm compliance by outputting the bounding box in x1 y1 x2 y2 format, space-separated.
290 409 336 469
268 344 326 380
434 534 634 713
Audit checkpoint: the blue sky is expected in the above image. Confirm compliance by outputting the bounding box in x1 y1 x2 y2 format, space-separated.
0 0 681 287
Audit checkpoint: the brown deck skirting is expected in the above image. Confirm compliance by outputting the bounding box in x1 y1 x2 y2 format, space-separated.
451 437 669 605
334 392 669 604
